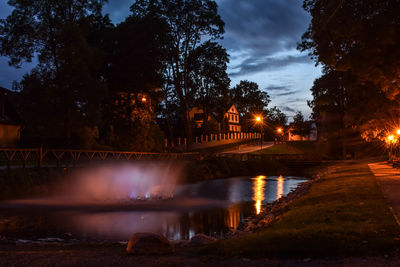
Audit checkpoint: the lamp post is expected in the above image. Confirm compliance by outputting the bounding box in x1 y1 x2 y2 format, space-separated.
255 116 263 150
276 127 283 144
388 135 395 162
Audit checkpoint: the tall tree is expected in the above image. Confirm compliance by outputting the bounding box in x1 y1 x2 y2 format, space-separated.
190 41 230 134
267 107 287 128
103 14 168 151
230 80 270 117
299 0 400 101
130 0 225 145
0 0 110 147
291 111 311 136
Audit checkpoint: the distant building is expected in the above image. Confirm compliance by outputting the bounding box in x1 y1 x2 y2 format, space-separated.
288 121 317 141
189 104 241 132
0 87 21 147
188 107 219 129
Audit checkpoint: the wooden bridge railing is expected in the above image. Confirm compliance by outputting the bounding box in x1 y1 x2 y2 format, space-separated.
0 148 201 169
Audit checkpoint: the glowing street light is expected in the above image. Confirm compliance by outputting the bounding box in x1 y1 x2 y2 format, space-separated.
277 127 283 134
141 97 147 103
397 129 400 135
254 115 263 150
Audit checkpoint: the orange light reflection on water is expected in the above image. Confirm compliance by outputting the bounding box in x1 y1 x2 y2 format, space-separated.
252 175 266 214
277 175 284 199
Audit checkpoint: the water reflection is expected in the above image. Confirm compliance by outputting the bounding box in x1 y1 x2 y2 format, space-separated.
277 175 284 200
252 176 266 214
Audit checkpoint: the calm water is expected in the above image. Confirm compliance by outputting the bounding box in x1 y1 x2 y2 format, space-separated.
0 176 306 241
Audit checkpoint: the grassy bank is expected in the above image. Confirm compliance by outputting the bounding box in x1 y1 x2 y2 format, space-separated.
204 161 400 258
252 141 325 156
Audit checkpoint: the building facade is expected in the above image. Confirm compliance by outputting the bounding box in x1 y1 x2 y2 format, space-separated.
189 104 241 132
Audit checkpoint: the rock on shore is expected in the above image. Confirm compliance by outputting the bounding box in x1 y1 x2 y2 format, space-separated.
126 233 174 255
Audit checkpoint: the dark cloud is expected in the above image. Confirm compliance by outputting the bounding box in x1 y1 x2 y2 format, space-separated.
275 90 301 97
229 54 309 77
218 0 309 55
279 106 296 113
264 85 288 91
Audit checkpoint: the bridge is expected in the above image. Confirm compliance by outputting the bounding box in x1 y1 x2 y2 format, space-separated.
0 148 201 169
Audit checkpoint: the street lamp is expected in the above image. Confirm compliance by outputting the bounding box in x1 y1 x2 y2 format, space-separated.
387 134 396 162
254 115 263 149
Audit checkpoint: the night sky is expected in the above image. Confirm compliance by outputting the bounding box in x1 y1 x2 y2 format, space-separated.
0 0 321 119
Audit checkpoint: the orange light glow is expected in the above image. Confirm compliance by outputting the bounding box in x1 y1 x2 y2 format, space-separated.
397 129 400 135
252 175 266 214
141 97 147 102
277 175 284 200
277 128 283 133
388 135 394 142
256 116 261 122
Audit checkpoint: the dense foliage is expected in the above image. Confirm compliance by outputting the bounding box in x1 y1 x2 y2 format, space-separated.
299 0 400 155
0 0 274 150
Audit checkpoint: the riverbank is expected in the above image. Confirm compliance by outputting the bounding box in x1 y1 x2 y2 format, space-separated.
205 160 400 258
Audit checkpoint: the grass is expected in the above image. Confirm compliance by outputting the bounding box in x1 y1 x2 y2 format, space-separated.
189 139 257 154
252 141 325 156
204 161 400 258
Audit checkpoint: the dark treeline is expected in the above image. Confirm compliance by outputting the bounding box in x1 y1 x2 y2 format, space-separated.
0 0 285 151
299 0 400 158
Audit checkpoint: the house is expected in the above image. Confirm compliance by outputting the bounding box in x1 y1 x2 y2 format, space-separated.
224 105 241 132
0 87 21 147
189 104 241 132
188 107 218 129
288 121 317 141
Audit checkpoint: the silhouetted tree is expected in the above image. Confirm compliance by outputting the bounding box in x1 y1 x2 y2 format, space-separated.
230 80 270 117
103 15 168 151
130 0 225 145
291 111 311 136
0 0 110 147
299 0 400 100
190 41 230 134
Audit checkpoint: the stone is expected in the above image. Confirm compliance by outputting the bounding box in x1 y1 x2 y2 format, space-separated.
244 222 257 232
189 234 217 246
256 214 275 227
126 233 174 255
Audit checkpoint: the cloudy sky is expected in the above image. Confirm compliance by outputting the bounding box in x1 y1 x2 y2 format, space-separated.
0 0 321 119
